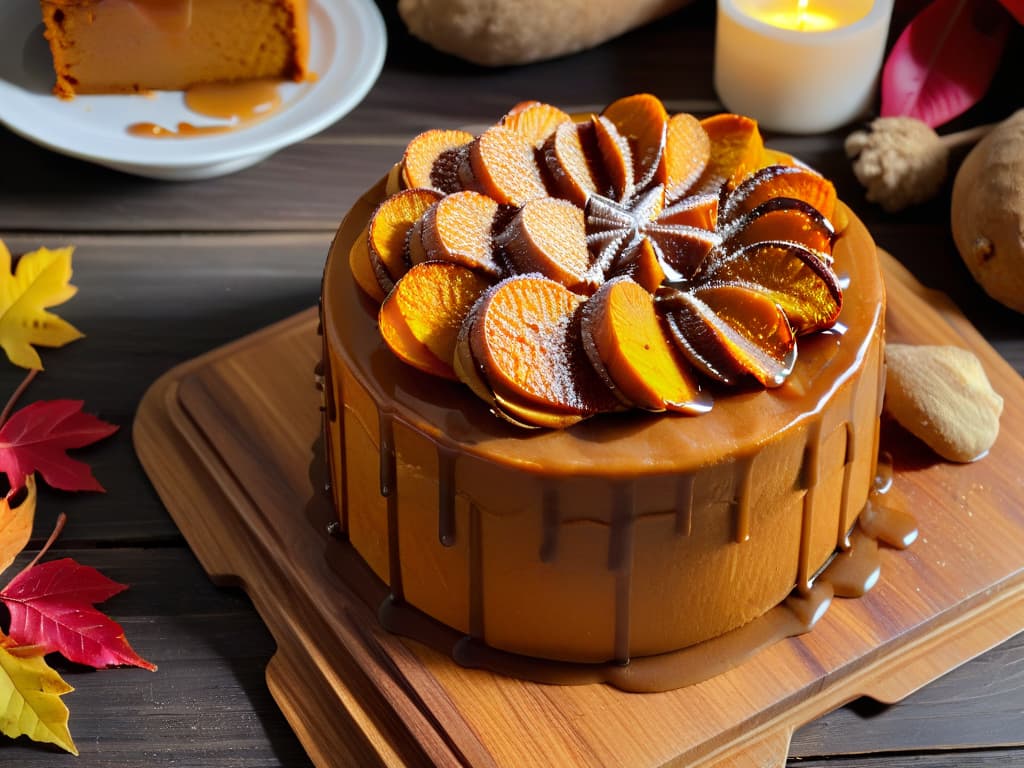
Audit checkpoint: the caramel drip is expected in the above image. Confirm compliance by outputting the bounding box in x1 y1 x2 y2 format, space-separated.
184 80 283 122
318 309 346 536
449 578 836 693
875 454 894 495
539 484 560 563
821 528 879 597
859 500 918 549
609 482 636 663
437 446 457 547
836 421 856 551
327 470 917 693
127 80 284 140
733 456 754 543
469 504 485 638
379 410 403 601
797 422 823 594
674 475 694 536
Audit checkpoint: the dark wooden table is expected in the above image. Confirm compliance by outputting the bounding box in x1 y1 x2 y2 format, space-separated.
1 1 1022 765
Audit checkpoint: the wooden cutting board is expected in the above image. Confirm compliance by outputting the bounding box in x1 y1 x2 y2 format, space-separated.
133 251 1024 767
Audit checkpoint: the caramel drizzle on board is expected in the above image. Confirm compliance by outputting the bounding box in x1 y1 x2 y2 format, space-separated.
325 392 916 690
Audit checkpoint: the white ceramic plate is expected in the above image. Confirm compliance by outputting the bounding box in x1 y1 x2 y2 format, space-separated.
0 0 386 180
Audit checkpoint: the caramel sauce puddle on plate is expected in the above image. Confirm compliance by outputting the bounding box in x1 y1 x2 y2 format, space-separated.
127 79 283 139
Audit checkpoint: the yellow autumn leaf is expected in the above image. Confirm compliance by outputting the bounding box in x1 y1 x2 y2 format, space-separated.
0 641 77 755
0 239 83 370
0 474 36 578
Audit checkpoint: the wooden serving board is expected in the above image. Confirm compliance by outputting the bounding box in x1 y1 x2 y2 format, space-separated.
133 251 1024 768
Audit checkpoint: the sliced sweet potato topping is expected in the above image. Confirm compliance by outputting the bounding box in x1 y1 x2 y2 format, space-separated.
417 190 502 276
759 148 796 169
664 112 710 202
491 387 587 429
380 261 492 380
693 114 764 196
402 129 475 192
469 276 615 414
723 198 836 256
543 120 605 207
502 101 573 149
501 197 595 293
659 192 719 230
617 238 666 293
592 115 634 201
349 223 386 302
368 188 444 288
659 284 796 387
700 241 842 334
582 277 710 413
380 296 451 379
470 125 548 206
601 93 668 190
385 163 404 195
723 164 837 223
644 222 721 281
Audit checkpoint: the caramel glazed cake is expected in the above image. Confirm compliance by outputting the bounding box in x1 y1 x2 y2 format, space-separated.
319 95 917 692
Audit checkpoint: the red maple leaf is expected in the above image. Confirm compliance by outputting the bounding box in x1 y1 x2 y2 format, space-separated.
0 400 118 492
0 558 156 671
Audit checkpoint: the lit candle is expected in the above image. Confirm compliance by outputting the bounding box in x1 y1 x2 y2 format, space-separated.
714 0 894 133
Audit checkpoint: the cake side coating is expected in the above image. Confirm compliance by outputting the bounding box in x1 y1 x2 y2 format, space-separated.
321 176 884 663
41 0 309 97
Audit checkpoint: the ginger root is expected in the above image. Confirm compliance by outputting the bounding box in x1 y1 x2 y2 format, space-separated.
845 117 993 212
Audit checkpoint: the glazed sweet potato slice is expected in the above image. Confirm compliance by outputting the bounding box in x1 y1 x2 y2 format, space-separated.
722 164 837 223
616 238 666 293
602 93 668 190
502 101 573 148
658 192 719 231
468 276 616 415
700 241 842 334
402 129 475 193
759 148 796 170
592 115 634 201
693 114 764 195
368 188 444 290
723 197 836 256
349 223 386 303
501 197 595 292
416 190 502 276
470 125 549 206
664 112 710 202
543 120 606 207
582 277 710 412
659 283 796 387
380 261 491 380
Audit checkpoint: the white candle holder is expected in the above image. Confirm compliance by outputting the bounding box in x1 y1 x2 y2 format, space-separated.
714 0 894 134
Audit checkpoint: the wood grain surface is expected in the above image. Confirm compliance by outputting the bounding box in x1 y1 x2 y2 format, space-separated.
1 0 1023 764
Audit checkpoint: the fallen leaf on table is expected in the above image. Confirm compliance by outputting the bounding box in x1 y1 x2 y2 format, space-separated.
0 636 77 755
881 0 1014 128
0 240 83 370
1 557 156 672
999 0 1024 23
0 475 37 577
0 400 118 493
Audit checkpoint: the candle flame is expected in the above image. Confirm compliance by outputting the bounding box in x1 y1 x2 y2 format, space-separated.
797 0 809 31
